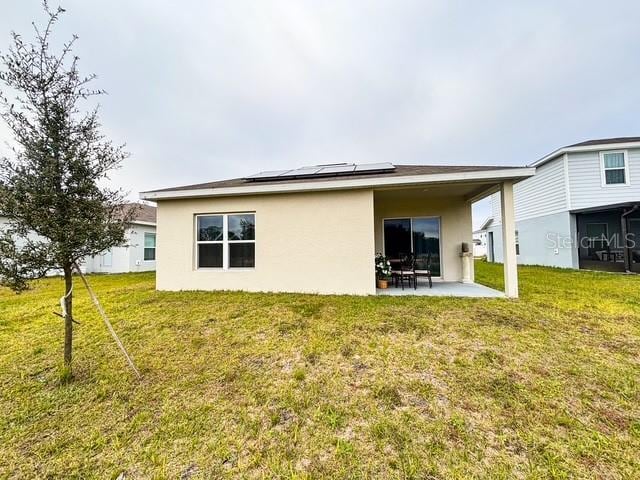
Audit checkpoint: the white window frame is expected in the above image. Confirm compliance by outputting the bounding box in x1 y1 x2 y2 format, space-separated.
600 150 630 187
143 232 156 262
382 216 443 279
195 212 256 270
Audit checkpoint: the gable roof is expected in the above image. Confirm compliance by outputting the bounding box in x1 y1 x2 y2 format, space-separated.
532 137 640 168
141 164 535 201
566 137 640 147
2 203 156 225
119 203 156 224
476 216 493 232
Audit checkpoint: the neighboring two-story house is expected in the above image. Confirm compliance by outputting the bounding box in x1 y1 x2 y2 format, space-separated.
484 137 640 273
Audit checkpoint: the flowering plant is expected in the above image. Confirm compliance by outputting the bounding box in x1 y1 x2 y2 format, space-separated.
375 253 392 279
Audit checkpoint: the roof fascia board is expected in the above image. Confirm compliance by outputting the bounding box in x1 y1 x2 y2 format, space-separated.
478 217 493 231
140 168 535 201
130 220 156 227
570 201 640 214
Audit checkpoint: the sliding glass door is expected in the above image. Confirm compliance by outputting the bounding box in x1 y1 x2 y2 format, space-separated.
412 218 441 276
383 219 411 259
383 217 441 276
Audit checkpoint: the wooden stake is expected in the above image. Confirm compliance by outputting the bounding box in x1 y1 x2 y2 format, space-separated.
73 263 142 379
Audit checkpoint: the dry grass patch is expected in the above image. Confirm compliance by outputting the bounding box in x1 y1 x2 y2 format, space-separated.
0 262 639 478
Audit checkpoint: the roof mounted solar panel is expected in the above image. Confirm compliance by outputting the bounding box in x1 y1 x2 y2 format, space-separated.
281 167 322 177
317 164 356 174
354 162 395 172
244 169 291 180
244 162 396 182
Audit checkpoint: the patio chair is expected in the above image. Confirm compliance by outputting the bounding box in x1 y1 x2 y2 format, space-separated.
415 253 433 288
391 253 417 290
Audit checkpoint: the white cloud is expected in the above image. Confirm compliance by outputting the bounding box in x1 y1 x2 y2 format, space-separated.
1 0 640 229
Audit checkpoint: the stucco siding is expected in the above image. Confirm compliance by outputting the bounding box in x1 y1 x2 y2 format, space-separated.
88 245 131 273
487 211 576 268
1 216 156 274
486 226 503 263
568 148 640 210
128 224 157 272
156 189 376 295
374 194 473 282
0 216 90 275
85 224 157 274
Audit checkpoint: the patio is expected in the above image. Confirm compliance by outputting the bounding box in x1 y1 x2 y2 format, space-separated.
376 278 505 297
373 179 520 298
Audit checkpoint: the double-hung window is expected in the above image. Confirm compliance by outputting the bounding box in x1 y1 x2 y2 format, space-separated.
601 151 629 186
196 213 255 269
227 214 256 267
144 233 156 261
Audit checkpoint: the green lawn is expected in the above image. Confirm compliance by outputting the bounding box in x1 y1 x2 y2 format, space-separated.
1 262 639 479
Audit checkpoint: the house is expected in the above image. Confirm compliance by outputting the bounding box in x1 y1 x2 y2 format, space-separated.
0 203 157 275
140 163 534 297
472 219 490 258
483 137 640 273
84 203 157 273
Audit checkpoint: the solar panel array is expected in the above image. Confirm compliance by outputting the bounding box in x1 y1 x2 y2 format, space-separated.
244 162 395 182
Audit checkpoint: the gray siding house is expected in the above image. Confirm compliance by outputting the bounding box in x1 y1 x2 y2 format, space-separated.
484 137 640 273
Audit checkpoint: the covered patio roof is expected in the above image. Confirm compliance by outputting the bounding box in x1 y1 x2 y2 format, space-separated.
570 201 640 214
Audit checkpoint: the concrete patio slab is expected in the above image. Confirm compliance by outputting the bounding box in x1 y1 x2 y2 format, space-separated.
377 278 505 297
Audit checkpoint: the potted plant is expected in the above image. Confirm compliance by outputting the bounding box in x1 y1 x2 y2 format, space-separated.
375 253 392 288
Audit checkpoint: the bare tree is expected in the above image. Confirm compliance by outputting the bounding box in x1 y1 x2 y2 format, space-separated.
0 2 134 373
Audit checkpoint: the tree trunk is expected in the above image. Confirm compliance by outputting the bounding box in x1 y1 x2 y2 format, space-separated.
63 264 73 367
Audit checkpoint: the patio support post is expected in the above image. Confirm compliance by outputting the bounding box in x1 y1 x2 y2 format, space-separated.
621 204 639 273
500 181 519 298
621 211 631 272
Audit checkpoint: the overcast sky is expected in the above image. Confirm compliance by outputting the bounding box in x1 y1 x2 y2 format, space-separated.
2 1 640 227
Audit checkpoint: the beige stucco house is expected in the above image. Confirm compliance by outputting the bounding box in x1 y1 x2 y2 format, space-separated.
140 163 534 297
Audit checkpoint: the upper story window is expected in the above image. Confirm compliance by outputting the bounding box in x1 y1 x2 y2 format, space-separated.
196 213 255 269
144 233 156 261
601 151 629 186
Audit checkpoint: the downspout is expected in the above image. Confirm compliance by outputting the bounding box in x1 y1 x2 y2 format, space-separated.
621 204 639 272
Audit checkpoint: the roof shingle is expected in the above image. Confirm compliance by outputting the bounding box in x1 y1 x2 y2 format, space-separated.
148 164 521 193
119 203 156 224
566 137 640 147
